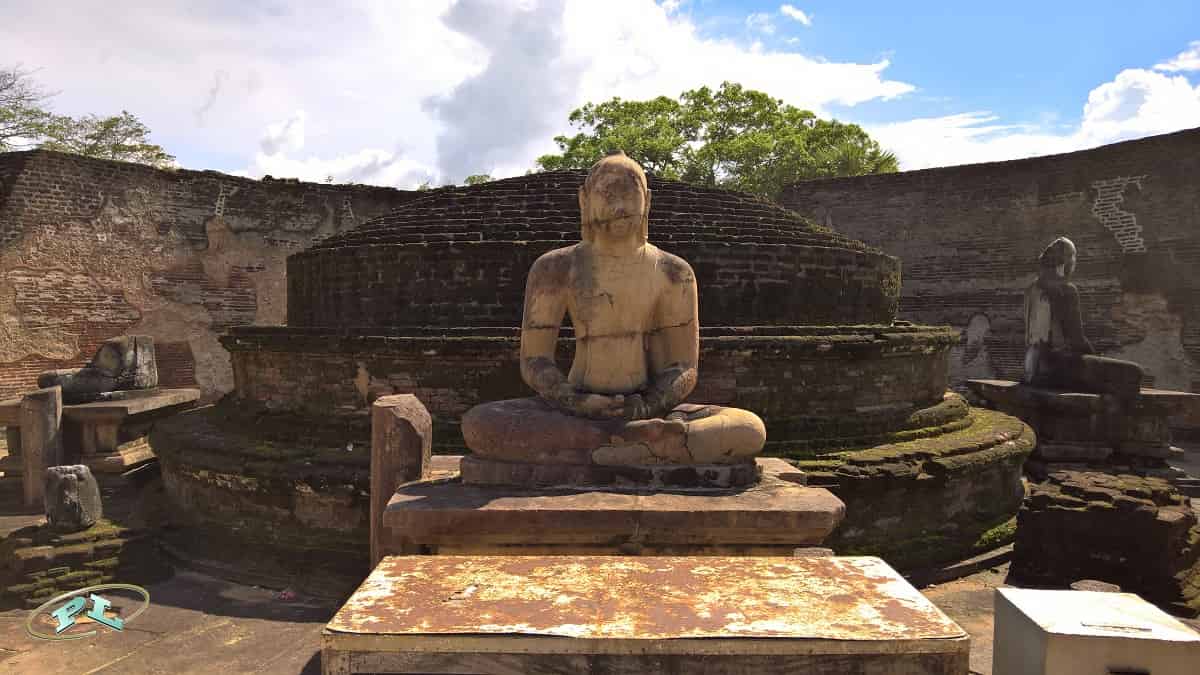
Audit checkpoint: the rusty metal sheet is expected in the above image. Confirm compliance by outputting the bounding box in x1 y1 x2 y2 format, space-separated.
327 555 965 641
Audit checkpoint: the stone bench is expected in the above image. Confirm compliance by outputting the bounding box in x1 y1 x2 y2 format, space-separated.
1 388 200 505
322 555 969 675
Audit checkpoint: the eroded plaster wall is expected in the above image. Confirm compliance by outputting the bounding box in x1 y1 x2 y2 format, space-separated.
0 150 420 404
781 127 1200 428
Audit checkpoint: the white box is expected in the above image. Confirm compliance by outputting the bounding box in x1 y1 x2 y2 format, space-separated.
994 587 1200 675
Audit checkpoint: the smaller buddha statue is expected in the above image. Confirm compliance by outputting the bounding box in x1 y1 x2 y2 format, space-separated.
1023 237 1142 398
38 335 159 404
462 152 766 478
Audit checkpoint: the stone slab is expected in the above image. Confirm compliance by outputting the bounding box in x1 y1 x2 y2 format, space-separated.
81 439 157 473
59 387 200 423
0 388 197 431
322 555 969 674
460 454 762 489
969 379 1200 418
994 588 1200 675
379 457 843 556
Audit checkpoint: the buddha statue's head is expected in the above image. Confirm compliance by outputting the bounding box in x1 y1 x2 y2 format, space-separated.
579 150 650 245
1038 236 1077 280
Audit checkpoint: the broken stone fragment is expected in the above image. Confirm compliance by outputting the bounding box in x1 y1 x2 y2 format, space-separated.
44 465 103 532
37 335 159 404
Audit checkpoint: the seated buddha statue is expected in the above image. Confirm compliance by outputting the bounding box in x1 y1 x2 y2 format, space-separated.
1023 236 1142 398
462 152 766 471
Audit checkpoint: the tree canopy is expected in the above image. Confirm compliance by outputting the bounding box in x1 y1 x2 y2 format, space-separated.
536 82 898 198
0 65 53 152
1 64 174 168
38 111 175 168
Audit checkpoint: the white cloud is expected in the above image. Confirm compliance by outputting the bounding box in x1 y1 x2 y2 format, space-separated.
250 146 436 188
869 65 1200 170
0 0 913 185
425 0 584 184
746 13 776 35
780 5 812 26
1155 41 1200 72
248 110 436 187
260 111 307 156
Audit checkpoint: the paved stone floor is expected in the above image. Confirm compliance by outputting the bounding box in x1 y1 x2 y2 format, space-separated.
0 442 1196 674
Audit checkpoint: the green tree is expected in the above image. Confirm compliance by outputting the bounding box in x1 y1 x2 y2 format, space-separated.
463 174 493 186
536 82 898 198
39 110 175 168
0 64 54 151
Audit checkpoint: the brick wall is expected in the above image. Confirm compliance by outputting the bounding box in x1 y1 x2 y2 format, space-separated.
223 325 956 451
0 150 421 401
781 128 1200 421
288 240 899 328
289 169 901 328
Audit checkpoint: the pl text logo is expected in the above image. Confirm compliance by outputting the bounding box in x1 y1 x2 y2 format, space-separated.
26 584 151 641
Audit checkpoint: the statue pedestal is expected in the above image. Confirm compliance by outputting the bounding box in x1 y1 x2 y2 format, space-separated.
322 554 968 675
967 379 1199 473
376 457 844 557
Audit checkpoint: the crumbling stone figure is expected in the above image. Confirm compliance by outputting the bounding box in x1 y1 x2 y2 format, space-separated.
1022 237 1142 398
38 335 159 404
44 465 103 532
462 152 766 468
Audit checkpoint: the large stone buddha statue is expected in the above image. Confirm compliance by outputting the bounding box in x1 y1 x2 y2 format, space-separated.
461 152 766 486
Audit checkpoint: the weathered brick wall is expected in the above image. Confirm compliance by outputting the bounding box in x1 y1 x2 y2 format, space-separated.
289 241 898 329
290 170 901 328
0 150 421 402
781 128 1200 424
223 325 956 451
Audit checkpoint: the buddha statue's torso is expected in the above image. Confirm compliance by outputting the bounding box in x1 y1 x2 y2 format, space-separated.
565 243 666 394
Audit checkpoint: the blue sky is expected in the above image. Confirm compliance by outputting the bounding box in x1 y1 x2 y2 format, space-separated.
704 0 1200 127
1 1 1197 185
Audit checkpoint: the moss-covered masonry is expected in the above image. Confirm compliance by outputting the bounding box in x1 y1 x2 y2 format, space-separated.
0 519 170 608
1012 470 1200 615
794 407 1035 570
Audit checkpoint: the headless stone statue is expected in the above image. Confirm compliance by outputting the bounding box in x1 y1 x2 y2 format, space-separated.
38 335 159 405
1023 237 1142 398
462 152 766 475
44 465 103 532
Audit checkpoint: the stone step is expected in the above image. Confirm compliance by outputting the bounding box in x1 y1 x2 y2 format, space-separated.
1175 477 1200 497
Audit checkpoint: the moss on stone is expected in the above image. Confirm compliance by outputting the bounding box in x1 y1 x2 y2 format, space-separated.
974 516 1017 550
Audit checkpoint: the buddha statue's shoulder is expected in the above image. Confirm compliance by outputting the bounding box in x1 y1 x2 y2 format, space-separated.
647 244 696 286
529 244 583 283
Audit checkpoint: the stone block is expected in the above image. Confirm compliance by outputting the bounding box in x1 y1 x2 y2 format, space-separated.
43 465 103 532
370 394 431 566
1012 470 1200 613
323 555 969 674
20 387 62 507
459 454 760 489
377 457 844 557
993 588 1200 674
